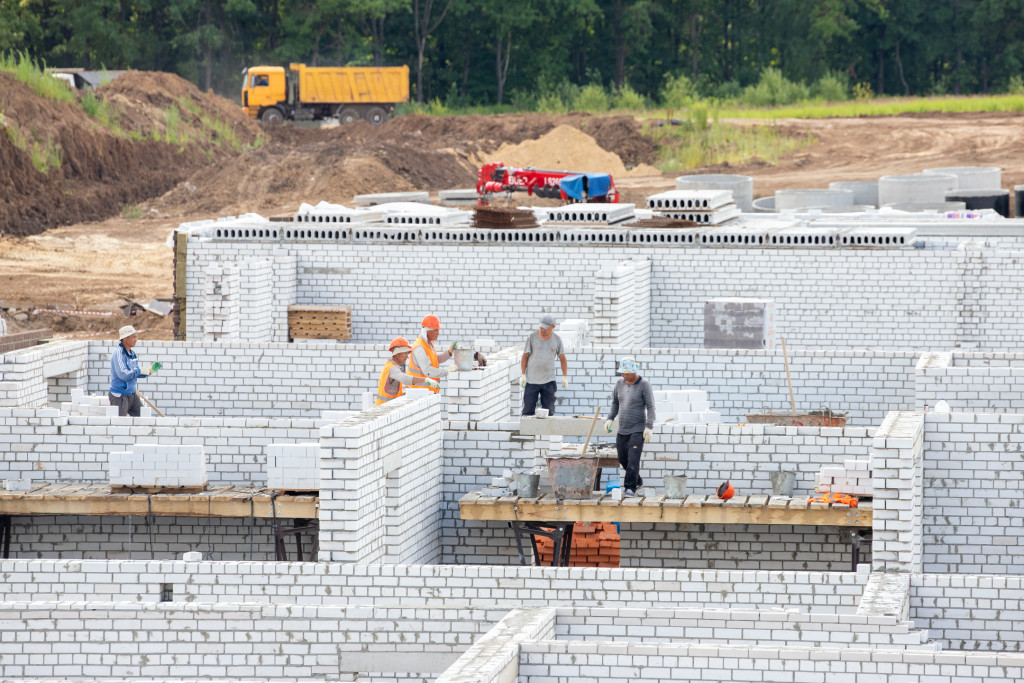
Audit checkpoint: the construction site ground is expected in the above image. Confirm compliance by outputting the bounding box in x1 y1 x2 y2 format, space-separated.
2 69 1024 340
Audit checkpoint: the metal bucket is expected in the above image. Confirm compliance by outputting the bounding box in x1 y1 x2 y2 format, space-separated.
665 475 688 498
453 347 476 371
770 470 796 496
515 473 540 498
546 457 598 499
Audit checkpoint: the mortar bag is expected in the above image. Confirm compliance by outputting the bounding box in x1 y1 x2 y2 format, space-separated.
716 481 735 500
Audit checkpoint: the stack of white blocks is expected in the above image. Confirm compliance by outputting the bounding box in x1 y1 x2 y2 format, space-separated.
63 388 152 417
109 444 207 488
557 319 591 350
266 442 320 490
203 265 241 340
3 478 33 491
655 389 721 424
815 458 873 495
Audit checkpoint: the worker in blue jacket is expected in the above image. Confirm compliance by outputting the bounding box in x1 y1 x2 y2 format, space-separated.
109 325 153 417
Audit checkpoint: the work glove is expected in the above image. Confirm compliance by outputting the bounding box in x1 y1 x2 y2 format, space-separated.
604 419 614 433
643 428 652 441
520 375 527 389
139 366 152 376
424 379 440 391
561 376 568 390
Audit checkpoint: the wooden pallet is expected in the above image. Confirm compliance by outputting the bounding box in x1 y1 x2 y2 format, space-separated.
110 484 207 494
288 305 352 340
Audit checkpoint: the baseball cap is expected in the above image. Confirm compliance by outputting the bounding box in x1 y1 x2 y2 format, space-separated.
118 325 139 340
539 314 556 328
617 356 639 374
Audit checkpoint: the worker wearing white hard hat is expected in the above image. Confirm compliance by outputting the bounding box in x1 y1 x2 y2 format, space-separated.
108 325 158 417
604 356 656 497
376 336 438 405
520 313 569 416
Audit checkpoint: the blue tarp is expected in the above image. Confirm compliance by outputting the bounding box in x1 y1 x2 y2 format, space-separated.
559 173 612 201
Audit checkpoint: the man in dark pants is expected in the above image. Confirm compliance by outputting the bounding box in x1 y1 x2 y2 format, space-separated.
109 325 152 417
605 356 656 497
519 314 568 416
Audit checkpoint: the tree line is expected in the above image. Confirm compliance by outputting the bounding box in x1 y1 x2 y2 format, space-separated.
2 0 1023 106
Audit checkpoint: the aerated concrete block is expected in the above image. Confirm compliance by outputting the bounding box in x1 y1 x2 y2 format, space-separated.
704 298 776 350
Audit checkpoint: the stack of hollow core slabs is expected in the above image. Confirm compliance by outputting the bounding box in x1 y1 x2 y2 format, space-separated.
544 203 636 226
815 459 873 496
647 189 740 225
472 206 539 229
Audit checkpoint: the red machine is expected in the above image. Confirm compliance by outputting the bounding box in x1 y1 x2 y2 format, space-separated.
476 162 619 205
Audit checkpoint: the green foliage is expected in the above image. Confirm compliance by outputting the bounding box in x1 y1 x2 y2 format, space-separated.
613 83 646 110
660 73 697 110
573 83 609 112
1007 75 1024 95
721 94 1024 119
163 105 187 144
811 71 849 102
122 203 145 219
80 89 120 131
741 68 810 107
0 50 75 103
2 112 62 174
852 81 874 101
536 92 568 114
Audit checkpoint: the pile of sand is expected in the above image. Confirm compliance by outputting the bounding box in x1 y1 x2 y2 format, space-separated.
485 124 660 177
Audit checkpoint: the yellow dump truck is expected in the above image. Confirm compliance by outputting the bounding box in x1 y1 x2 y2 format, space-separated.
242 63 410 125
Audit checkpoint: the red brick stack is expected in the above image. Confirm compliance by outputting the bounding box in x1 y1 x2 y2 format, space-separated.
534 522 620 567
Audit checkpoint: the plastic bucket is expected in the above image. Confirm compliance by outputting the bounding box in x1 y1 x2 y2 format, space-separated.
516 473 540 498
664 475 688 498
453 347 476 371
770 470 796 496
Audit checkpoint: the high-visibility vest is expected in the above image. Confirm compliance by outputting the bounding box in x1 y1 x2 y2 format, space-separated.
375 359 404 405
407 337 440 393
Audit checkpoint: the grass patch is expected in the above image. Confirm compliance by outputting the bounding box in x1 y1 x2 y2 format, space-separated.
81 89 121 131
646 106 812 171
122 203 145 219
163 105 187 144
720 93 1024 119
0 51 76 103
2 113 63 174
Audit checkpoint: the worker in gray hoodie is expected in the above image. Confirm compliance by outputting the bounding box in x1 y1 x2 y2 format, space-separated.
604 356 655 497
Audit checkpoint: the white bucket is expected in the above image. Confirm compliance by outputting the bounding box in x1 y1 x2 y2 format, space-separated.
453 347 476 371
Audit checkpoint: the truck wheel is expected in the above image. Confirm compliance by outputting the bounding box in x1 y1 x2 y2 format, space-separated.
260 107 285 125
337 106 361 124
366 107 388 126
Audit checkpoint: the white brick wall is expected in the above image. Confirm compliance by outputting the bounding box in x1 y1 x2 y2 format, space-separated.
318 393 443 563
913 574 1024 650
871 411 925 573
266 442 319 489
916 350 1024 413
922 412 1024 574
592 257 652 347
444 357 513 427
109 444 207 487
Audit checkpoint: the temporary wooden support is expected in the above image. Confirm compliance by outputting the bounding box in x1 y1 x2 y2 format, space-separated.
0 483 317 519
460 491 870 527
287 305 352 340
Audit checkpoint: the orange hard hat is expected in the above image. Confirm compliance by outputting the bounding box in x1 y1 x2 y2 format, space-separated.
421 314 441 330
716 481 735 500
389 337 412 353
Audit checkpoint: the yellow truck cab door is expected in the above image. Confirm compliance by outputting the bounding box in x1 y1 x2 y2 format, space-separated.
241 67 287 122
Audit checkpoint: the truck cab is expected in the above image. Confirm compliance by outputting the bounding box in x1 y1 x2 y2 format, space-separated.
241 66 287 122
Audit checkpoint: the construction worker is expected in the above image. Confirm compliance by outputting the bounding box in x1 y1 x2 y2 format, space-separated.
376 337 438 405
520 313 568 416
604 356 656 497
108 325 155 417
407 314 453 392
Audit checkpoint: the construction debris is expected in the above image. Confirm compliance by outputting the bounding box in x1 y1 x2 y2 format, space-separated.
472 206 539 229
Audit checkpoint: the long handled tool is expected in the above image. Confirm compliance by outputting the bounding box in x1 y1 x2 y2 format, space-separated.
579 407 601 456
781 337 797 416
138 392 165 418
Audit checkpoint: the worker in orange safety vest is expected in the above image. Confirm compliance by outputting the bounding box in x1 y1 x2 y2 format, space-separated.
407 314 454 393
376 337 438 405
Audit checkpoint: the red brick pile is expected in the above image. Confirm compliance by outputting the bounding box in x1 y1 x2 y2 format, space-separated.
535 521 620 567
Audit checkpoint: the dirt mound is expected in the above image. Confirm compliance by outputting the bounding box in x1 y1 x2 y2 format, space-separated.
485 124 637 177
100 70 261 145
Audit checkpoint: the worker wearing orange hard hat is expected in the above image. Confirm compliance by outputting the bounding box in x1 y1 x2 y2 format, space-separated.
376 336 438 405
407 314 455 393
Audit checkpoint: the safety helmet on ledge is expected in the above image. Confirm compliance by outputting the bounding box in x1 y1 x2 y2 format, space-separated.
716 481 735 500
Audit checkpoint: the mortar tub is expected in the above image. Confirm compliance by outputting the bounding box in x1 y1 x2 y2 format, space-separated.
546 456 599 499
775 189 854 211
744 408 848 427
878 173 957 205
664 475 688 499
828 181 879 207
944 189 1011 217
923 166 1001 191
453 347 476 371
675 174 754 212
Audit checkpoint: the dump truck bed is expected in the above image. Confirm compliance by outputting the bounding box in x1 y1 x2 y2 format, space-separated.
290 64 409 104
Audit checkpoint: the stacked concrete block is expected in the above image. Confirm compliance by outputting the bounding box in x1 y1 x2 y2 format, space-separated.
556 319 590 350
870 411 924 573
318 393 442 564
647 189 739 225
3 478 33 491
64 387 153 417
109 443 207 488
654 389 720 424
266 442 319 490
294 200 381 224
591 258 652 347
704 298 776 350
0 339 87 408
445 357 513 429
238 259 275 342
815 458 873 495
202 265 241 340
